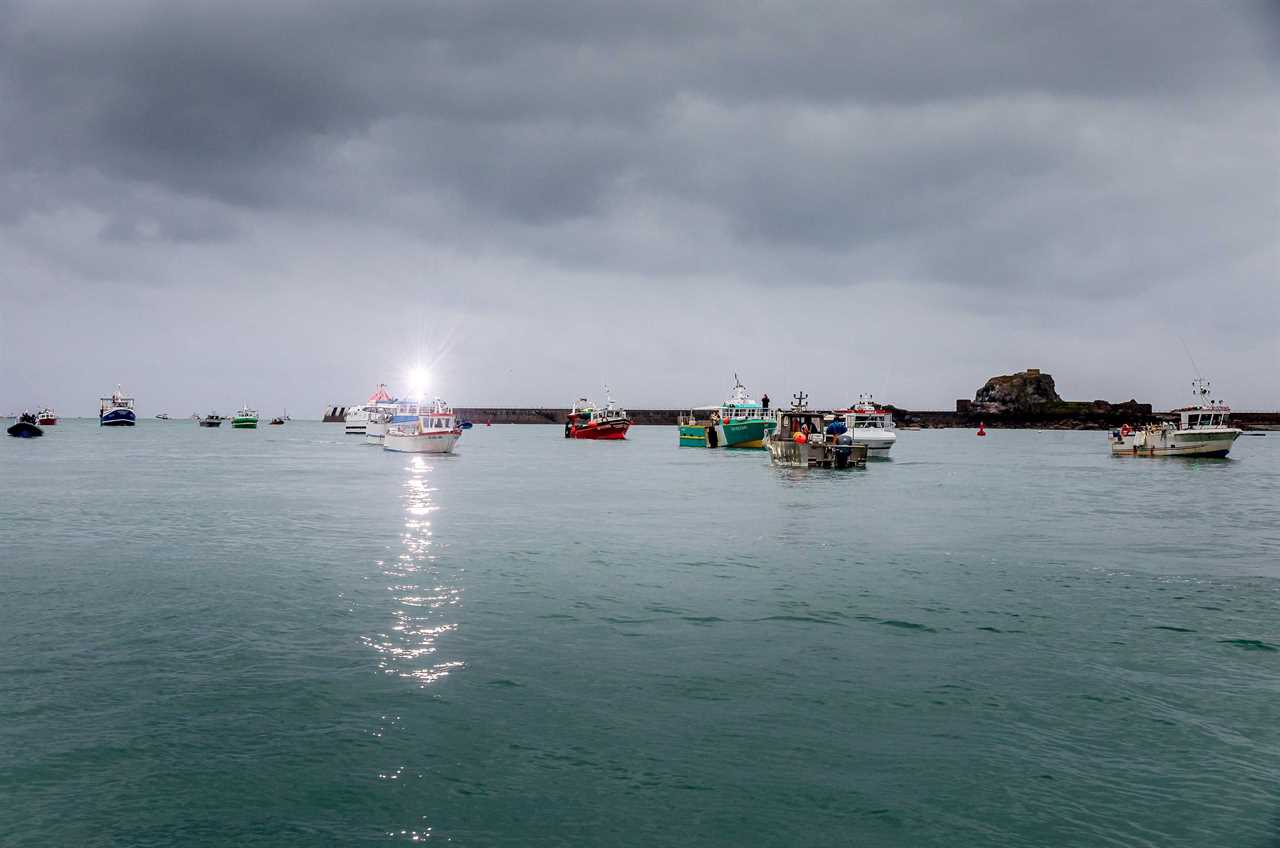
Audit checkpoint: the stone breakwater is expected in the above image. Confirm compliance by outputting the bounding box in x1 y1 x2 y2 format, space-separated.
453 408 686 426
448 407 1280 430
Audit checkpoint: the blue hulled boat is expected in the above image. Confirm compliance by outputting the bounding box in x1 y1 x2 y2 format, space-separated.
100 386 137 426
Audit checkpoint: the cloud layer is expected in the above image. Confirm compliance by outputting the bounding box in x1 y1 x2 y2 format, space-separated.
2 1 1277 413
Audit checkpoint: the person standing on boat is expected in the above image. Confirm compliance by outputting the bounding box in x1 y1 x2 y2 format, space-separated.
761 393 770 412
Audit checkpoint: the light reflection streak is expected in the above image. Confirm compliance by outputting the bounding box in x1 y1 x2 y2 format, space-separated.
362 455 464 688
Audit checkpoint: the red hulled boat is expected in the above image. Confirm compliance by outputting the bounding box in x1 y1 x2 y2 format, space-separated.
36 408 57 426
565 393 631 440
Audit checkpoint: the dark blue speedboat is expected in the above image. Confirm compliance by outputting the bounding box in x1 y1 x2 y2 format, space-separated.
7 412 43 438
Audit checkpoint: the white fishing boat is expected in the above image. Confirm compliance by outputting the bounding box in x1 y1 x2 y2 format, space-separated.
838 394 897 457
1110 379 1241 458
383 398 463 454
344 383 391 435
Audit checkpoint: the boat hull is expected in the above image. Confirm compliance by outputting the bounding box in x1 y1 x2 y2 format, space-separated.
100 408 136 426
850 429 896 456
344 407 369 435
365 418 387 445
720 418 774 449
36 417 56 426
199 420 222 428
232 418 258 429
7 422 43 438
1111 428 1240 457
567 419 630 440
766 437 867 468
383 430 461 453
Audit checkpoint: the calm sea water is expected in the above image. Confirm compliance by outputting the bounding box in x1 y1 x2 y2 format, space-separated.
2 421 1278 846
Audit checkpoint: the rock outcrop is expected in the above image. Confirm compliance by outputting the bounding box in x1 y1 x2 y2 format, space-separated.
941 368 1156 428
972 368 1060 412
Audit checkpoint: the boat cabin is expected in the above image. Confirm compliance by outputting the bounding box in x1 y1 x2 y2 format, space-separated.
719 400 765 422
1173 407 1231 429
100 389 135 412
774 409 831 438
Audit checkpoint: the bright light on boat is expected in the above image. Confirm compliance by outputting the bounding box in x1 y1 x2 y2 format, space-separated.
407 367 429 399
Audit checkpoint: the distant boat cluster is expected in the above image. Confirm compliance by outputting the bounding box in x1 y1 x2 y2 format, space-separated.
7 378 1247 459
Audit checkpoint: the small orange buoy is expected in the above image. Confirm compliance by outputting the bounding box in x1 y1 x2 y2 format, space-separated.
793 431 807 444
977 422 987 437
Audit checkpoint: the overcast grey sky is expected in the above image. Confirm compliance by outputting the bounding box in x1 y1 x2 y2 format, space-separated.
2 0 1277 415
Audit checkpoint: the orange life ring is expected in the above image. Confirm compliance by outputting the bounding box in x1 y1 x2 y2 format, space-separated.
1120 424 1132 437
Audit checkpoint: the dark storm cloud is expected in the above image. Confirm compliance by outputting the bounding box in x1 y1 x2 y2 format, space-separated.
4 1 1272 224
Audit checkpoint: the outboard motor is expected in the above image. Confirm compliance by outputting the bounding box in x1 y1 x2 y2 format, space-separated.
833 432 854 468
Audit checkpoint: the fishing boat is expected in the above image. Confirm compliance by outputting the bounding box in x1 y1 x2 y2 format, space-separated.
344 384 391 435
565 391 631 440
199 413 222 428
383 398 463 454
35 408 57 426
155 413 170 420
231 407 258 429
365 397 419 445
1110 379 1241 457
7 412 43 438
269 416 285 425
837 394 897 457
764 392 867 468
99 386 136 426
679 376 776 448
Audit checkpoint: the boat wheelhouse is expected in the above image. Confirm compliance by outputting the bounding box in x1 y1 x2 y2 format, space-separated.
1110 379 1241 457
565 391 631 440
383 398 462 454
764 393 867 469
99 386 136 427
837 394 897 457
365 396 419 445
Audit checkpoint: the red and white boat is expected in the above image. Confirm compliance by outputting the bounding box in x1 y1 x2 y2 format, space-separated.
36 408 57 426
565 392 631 440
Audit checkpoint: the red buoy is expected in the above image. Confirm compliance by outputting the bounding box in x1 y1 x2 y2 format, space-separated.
977 422 987 437
793 431 807 444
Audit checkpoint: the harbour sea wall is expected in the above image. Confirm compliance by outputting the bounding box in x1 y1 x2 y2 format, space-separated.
449 408 1280 430
454 408 685 426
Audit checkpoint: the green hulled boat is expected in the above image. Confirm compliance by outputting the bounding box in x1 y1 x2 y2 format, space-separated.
232 407 258 429
678 377 776 449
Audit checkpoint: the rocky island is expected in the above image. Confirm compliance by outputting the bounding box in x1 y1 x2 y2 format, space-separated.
894 368 1157 430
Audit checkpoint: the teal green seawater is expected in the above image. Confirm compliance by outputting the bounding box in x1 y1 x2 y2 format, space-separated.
2 422 1278 846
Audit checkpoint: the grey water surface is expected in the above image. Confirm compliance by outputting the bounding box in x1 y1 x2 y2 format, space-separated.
2 422 1278 846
